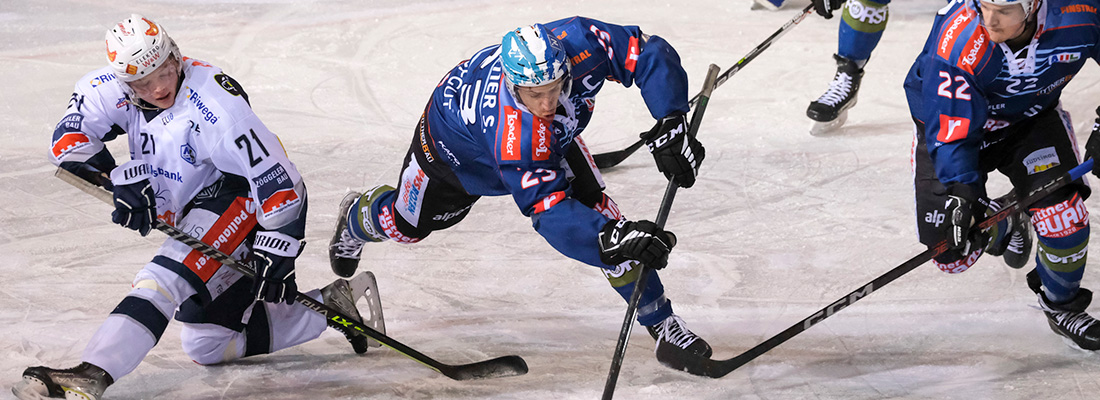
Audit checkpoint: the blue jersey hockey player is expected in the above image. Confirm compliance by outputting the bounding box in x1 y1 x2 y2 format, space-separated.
14 15 380 400
327 17 712 362
905 0 1100 350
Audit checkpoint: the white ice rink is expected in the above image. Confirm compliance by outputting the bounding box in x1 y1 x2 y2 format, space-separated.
3 0 1100 399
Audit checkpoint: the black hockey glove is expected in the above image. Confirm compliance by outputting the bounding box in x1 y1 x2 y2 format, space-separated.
109 160 156 236
941 183 990 258
645 113 705 188
812 0 844 19
250 231 303 304
598 219 677 269
1084 106 1100 177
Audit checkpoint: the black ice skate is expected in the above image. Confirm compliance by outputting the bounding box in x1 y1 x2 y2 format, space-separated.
329 185 392 278
12 362 113 400
986 207 1033 269
1029 270 1100 351
648 314 713 360
807 54 864 135
322 272 387 354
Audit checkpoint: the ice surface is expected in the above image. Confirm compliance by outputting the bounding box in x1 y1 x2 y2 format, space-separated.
2 0 1100 399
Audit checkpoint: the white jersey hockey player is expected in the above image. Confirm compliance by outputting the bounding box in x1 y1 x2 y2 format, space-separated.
15 14 383 400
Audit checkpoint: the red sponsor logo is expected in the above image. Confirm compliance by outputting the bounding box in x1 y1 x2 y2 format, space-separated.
625 36 640 73
183 197 257 282
1031 194 1088 239
532 191 566 214
378 205 420 244
501 106 521 161
956 28 988 74
933 248 982 274
937 115 970 143
938 8 974 61
51 132 91 159
593 193 622 220
260 188 301 218
532 116 551 161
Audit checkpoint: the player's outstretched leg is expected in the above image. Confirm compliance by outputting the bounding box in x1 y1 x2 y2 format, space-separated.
1028 270 1100 351
329 185 394 277
647 314 713 358
322 272 386 354
808 54 864 135
13 362 113 400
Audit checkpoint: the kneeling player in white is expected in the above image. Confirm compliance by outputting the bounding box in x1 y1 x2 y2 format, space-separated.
14 15 382 400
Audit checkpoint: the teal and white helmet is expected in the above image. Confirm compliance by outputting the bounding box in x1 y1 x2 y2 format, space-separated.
500 24 571 89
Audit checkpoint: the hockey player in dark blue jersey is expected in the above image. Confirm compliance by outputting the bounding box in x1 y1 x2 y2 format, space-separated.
905 0 1100 350
328 18 711 362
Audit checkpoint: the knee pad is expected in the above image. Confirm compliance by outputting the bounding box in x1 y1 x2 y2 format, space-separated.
180 323 243 365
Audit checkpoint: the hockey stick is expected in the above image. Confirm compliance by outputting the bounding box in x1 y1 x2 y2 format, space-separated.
591 4 814 170
655 158 1095 378
55 168 528 381
601 63 721 400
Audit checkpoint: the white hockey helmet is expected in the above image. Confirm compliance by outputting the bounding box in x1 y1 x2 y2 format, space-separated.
979 0 1040 19
105 14 181 82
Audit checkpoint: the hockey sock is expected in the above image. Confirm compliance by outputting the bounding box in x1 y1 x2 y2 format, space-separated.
838 0 889 62
1031 194 1089 303
602 262 673 326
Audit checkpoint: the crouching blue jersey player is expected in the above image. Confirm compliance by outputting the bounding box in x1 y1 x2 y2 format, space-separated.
328 17 712 362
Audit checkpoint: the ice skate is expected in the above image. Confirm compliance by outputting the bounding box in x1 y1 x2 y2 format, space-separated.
12 362 113 400
322 271 387 354
985 203 1033 269
648 314 713 359
329 185 393 278
808 54 864 136
1036 288 1100 351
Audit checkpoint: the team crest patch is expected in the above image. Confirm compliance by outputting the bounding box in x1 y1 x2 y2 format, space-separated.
180 143 197 165
1023 147 1060 175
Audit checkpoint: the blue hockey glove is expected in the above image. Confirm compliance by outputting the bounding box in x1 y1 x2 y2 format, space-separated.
598 219 677 269
250 231 303 304
812 0 843 19
109 160 156 236
645 113 705 188
941 183 990 258
1084 106 1100 177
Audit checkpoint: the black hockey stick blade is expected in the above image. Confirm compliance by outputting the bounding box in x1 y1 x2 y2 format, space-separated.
55 167 529 380
590 4 813 170
655 159 1094 378
601 63 721 400
593 136 648 169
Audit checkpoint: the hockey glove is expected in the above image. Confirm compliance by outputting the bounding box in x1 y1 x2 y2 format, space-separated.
941 183 990 258
250 231 303 304
109 160 156 236
812 0 844 19
1084 106 1100 177
598 219 677 269
645 113 705 188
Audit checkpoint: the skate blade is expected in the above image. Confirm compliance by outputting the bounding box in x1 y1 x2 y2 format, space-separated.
809 110 849 136
348 271 386 348
11 377 49 400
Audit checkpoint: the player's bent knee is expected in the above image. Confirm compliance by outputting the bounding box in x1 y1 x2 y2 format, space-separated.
180 323 243 365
